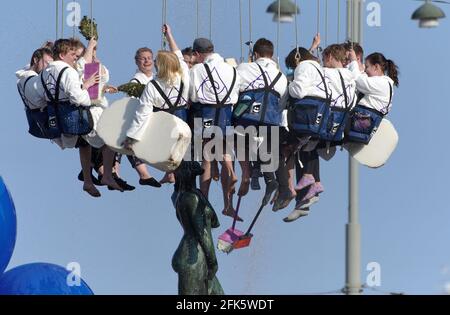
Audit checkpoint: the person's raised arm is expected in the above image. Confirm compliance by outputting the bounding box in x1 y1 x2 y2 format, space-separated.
309 33 321 54
163 24 179 53
83 38 97 64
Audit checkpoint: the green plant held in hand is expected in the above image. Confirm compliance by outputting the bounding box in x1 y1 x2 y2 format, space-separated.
117 83 146 98
79 16 99 40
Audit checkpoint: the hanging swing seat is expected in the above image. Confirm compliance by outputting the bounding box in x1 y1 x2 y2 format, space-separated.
96 97 192 172
344 118 398 168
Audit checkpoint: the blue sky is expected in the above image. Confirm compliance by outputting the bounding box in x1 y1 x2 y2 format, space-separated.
1 0 449 295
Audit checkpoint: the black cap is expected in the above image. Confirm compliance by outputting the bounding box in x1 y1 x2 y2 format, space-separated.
192 38 214 54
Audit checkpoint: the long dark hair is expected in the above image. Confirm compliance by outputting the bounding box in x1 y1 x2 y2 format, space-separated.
285 47 318 69
366 52 400 87
30 48 52 68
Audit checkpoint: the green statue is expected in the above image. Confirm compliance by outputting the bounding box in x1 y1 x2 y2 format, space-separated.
172 161 224 295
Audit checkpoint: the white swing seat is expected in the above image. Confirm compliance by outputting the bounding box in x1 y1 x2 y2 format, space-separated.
97 97 192 172
343 118 398 168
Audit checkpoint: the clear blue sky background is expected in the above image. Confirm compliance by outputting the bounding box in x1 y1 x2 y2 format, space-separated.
1 0 449 295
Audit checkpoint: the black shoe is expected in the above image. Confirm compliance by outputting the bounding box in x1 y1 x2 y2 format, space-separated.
251 176 261 191
112 174 135 191
251 167 263 178
262 180 279 207
78 170 103 186
139 177 162 188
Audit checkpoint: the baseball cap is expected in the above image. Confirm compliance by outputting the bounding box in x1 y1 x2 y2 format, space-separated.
192 38 214 54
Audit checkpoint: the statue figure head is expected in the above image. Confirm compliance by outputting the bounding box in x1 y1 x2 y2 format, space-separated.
174 161 204 191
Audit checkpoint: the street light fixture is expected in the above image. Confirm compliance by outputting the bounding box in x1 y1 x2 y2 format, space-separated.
411 0 447 28
266 0 299 23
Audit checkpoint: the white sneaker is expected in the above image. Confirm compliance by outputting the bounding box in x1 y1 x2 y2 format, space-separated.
283 196 320 223
283 209 310 223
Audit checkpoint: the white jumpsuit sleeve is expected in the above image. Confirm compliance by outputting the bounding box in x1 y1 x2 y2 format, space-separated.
189 66 199 103
289 63 314 99
175 50 190 104
126 85 155 141
61 68 91 107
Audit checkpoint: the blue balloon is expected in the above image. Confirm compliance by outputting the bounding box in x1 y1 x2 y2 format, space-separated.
0 263 94 295
0 176 17 276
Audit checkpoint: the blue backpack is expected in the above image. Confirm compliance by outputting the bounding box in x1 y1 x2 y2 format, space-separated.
41 67 94 136
150 79 187 122
233 64 283 127
17 76 60 140
345 82 393 144
191 64 237 134
288 64 331 137
318 70 353 142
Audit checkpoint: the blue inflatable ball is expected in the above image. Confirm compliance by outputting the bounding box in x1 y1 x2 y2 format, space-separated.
0 263 94 295
0 176 17 276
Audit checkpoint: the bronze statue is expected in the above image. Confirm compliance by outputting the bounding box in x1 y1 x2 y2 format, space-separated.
172 161 224 295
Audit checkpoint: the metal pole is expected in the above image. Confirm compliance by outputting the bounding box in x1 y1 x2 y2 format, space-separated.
56 0 59 39
61 0 65 37
345 0 363 296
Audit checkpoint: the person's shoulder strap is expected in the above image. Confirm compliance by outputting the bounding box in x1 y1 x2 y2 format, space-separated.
256 64 269 88
219 67 237 106
40 71 54 102
256 63 282 92
18 75 36 107
203 63 221 104
311 64 330 101
338 70 349 109
150 80 174 108
54 67 69 103
174 80 184 107
356 92 365 105
268 71 283 91
131 78 142 85
384 81 393 115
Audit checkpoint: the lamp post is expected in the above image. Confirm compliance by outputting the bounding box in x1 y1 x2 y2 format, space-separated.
266 0 299 23
411 0 446 28
345 0 363 296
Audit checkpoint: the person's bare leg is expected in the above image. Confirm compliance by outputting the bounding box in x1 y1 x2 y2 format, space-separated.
283 146 297 198
136 164 152 180
100 146 123 192
221 157 241 221
223 156 238 198
80 146 100 197
200 160 212 198
238 160 251 197
220 162 229 210
211 160 220 182
160 172 176 184
113 161 120 177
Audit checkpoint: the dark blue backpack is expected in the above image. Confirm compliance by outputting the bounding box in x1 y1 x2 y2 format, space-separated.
318 70 353 142
288 64 331 137
41 67 94 136
233 64 283 128
17 76 60 139
151 79 188 122
191 64 237 135
345 83 393 144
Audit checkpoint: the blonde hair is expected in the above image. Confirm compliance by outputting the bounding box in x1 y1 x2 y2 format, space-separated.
156 51 182 85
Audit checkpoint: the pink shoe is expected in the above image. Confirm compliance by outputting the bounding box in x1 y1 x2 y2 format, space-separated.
302 182 324 202
295 174 315 191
